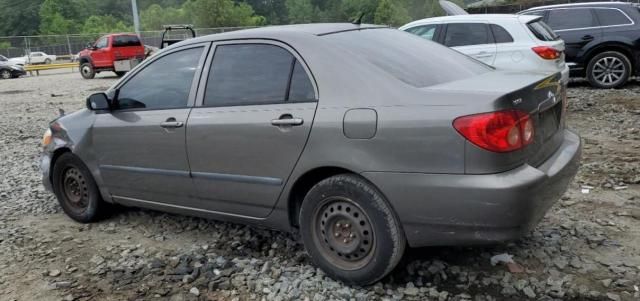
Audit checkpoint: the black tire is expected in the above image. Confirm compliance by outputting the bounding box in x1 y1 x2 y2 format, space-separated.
44 58 52 64
52 153 107 223
0 69 11 79
115 71 126 77
80 62 95 79
299 174 406 285
586 51 631 89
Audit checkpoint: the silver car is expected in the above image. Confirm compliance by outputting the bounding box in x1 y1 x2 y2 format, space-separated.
41 24 581 285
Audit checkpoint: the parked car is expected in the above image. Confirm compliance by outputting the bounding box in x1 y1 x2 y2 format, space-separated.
400 14 570 83
0 60 26 79
9 52 56 65
77 33 145 79
520 2 640 88
41 23 581 285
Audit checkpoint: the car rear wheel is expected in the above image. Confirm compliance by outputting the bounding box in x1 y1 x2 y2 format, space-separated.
587 51 631 89
80 62 95 79
115 71 126 77
0 70 10 79
52 153 107 223
299 174 406 285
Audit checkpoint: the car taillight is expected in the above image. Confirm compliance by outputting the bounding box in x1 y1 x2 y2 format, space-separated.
453 110 534 153
532 46 561 60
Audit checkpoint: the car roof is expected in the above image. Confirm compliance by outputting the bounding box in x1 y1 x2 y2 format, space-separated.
400 14 540 28
522 1 636 11
177 23 387 46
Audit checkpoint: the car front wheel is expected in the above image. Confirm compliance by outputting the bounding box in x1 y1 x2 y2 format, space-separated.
587 51 631 89
0 70 11 79
52 153 107 223
45 58 52 64
299 174 406 285
80 62 95 79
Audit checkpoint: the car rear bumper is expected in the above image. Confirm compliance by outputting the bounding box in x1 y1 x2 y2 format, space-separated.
362 129 581 247
41 152 53 192
560 64 570 84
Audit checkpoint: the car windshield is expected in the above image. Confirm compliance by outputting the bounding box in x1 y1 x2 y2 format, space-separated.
0 55 6 61
527 20 559 41
323 28 492 88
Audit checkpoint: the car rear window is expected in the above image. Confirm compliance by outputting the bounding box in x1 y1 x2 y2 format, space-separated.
323 28 491 88
527 20 559 41
113 35 142 47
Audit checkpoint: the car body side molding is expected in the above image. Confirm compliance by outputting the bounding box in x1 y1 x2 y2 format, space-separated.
99 164 283 186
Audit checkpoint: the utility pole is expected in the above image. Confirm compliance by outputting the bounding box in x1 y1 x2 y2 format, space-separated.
131 0 140 35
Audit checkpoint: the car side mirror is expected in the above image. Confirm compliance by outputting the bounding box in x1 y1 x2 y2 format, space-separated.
86 93 110 110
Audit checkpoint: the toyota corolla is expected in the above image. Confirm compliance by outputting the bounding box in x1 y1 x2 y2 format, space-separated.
40 23 581 285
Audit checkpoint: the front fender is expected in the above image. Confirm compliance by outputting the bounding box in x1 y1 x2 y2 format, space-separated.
42 109 114 203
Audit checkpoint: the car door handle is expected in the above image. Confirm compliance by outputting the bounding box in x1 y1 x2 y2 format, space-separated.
160 118 184 128
271 114 304 126
473 52 493 58
581 35 594 41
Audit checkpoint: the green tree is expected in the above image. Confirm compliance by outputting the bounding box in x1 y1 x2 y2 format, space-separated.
185 0 265 27
140 4 191 30
285 0 315 23
0 0 42 36
374 0 410 26
39 0 82 34
81 15 132 34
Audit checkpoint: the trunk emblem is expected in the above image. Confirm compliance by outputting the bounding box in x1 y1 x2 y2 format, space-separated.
512 98 523 105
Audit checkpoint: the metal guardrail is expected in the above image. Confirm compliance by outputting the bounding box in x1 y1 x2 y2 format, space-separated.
24 62 78 76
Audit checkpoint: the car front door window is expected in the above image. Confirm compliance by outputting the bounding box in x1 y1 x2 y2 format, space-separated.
95 37 108 49
116 47 203 110
405 25 437 41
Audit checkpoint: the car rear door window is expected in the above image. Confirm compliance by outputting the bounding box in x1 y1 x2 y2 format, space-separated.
288 60 316 102
444 23 491 47
204 44 313 106
546 8 597 30
116 47 203 110
405 24 438 41
113 35 142 47
489 24 514 43
595 8 633 26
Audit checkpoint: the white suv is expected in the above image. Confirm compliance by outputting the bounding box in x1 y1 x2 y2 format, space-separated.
400 14 570 83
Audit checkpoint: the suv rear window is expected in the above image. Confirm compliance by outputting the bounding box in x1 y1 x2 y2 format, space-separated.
113 35 142 47
527 20 558 41
323 28 491 88
595 8 633 26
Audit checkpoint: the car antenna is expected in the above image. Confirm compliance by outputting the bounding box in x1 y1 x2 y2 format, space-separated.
352 12 365 25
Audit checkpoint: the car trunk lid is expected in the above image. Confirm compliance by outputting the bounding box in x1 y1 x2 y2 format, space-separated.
424 70 566 173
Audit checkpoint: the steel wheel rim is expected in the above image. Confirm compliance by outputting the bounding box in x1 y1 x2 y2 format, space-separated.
312 197 375 270
62 167 89 211
81 66 92 76
592 56 625 85
0 70 10 79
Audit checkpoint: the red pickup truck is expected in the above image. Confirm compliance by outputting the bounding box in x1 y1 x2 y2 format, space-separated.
78 34 145 79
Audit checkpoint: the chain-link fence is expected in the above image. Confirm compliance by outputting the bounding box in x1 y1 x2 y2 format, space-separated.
468 0 640 14
0 26 256 61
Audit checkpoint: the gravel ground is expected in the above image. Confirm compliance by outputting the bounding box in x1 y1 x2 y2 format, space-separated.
0 71 639 301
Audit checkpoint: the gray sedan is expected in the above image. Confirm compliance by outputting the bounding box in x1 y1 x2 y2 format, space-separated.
40 23 581 285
